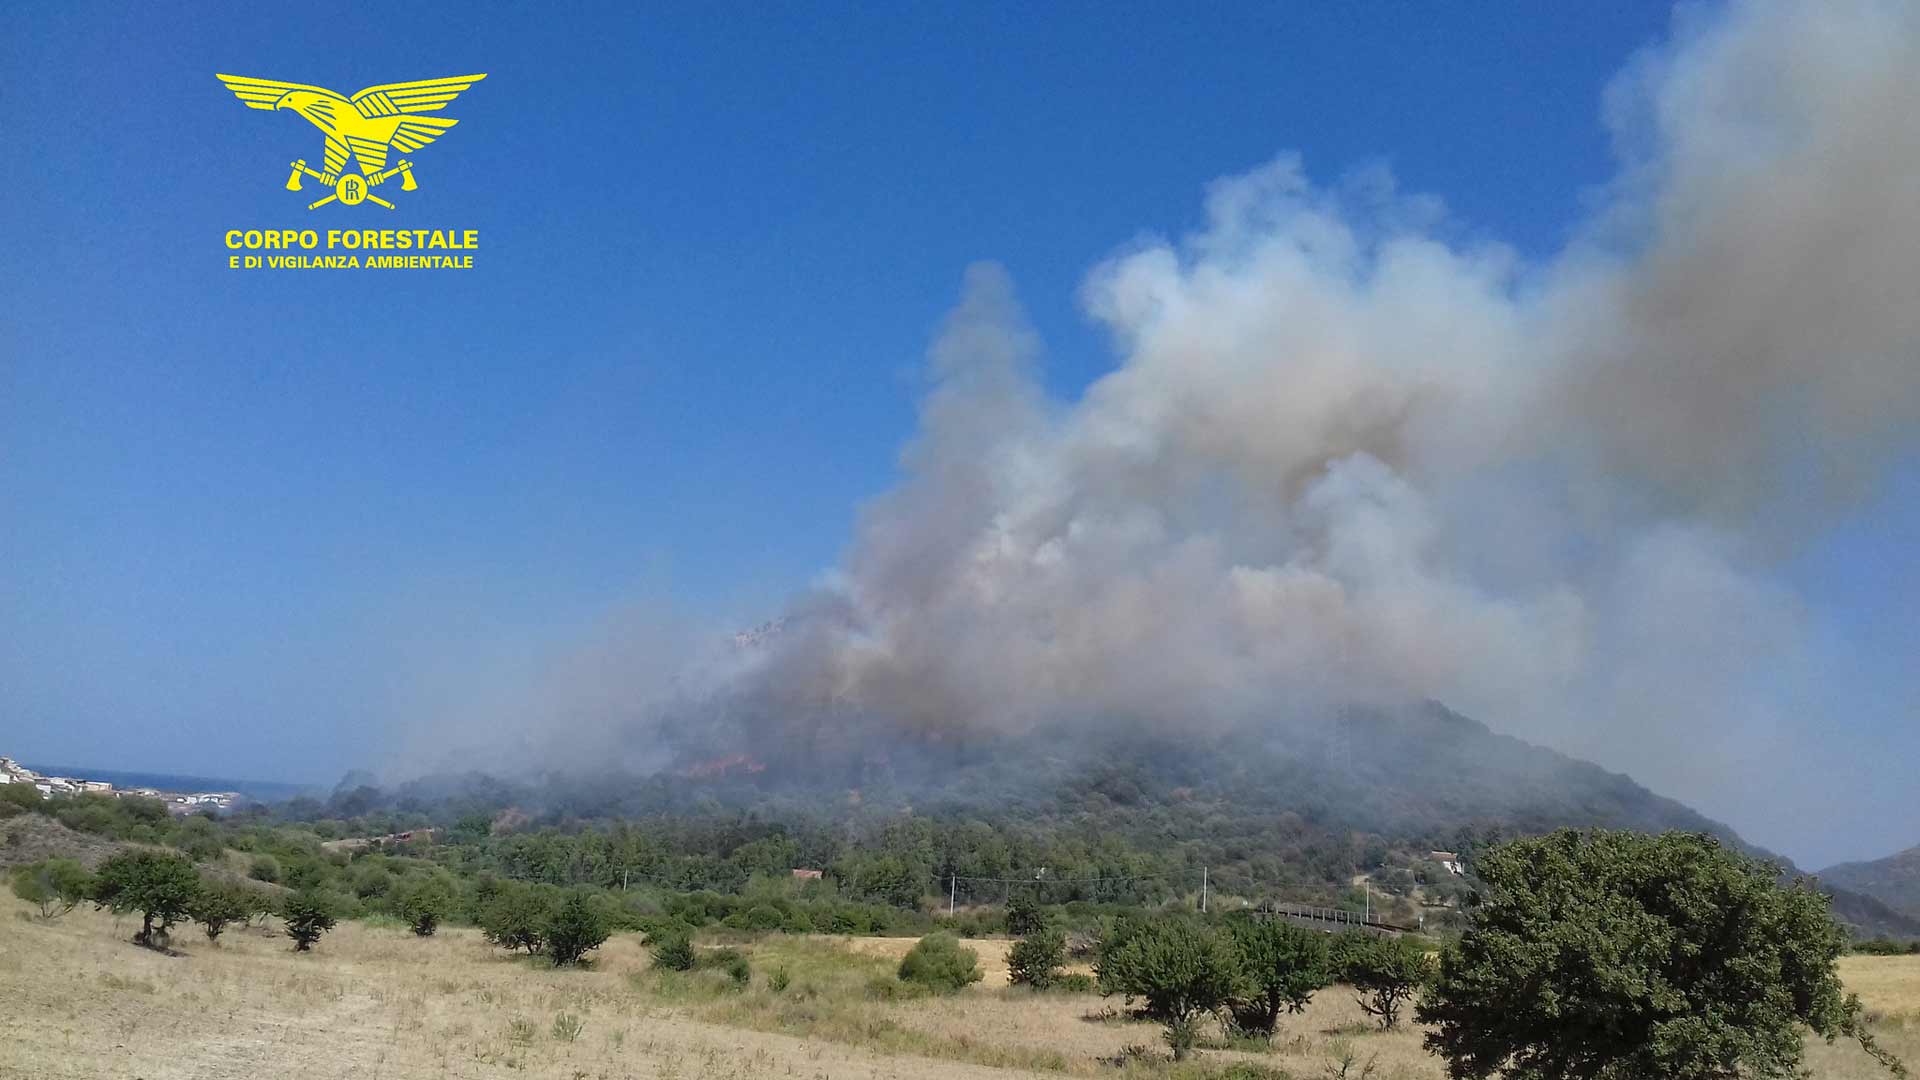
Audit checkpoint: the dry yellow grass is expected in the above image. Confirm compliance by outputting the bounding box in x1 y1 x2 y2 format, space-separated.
2 893 1915 1080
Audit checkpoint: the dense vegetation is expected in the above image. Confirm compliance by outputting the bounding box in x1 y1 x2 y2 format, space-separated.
1420 831 1903 1080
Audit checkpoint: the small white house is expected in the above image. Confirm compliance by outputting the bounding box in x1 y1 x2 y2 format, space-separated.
1429 851 1466 876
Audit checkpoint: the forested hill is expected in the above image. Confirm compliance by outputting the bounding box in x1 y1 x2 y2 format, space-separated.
315 700 1916 937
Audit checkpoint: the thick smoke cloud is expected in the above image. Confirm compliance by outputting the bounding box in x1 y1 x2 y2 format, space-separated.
391 2 1918 864
716 0 1920 844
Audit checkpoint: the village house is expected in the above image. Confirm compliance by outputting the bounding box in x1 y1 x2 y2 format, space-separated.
1429 850 1466 876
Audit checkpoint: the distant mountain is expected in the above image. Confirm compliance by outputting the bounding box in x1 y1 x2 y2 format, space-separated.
1821 845 1920 923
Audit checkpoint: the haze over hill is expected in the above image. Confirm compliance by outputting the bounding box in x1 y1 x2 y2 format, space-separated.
1823 846 1920 923
357 699 1920 939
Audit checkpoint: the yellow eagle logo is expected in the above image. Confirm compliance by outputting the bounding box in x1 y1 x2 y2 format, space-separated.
216 73 487 210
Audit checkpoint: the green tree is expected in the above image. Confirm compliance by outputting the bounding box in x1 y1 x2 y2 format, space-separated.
1006 892 1046 936
1008 926 1067 989
1227 918 1332 1037
1343 934 1430 1031
651 931 696 971
394 876 455 937
247 854 282 884
91 850 202 948
191 881 259 942
545 890 611 967
1095 916 1239 1059
9 858 94 920
479 882 553 953
281 890 339 952
898 932 983 992
1418 829 1904 1080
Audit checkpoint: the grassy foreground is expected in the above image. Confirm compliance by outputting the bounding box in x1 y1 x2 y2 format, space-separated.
1 894 1914 1079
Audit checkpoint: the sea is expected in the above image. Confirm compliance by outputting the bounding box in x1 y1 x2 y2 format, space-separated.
20 763 315 802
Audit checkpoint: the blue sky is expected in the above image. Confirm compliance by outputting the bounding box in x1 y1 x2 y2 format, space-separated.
3 4 1912 866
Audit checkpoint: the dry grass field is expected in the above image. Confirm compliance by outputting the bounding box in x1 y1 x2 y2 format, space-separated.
2 892 1915 1080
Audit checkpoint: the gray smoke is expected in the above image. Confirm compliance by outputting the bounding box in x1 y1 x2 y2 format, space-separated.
717 0 1920 852
396 1 1920 864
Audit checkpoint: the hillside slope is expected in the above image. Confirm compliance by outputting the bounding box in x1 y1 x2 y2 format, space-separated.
1822 845 1920 922
350 700 1920 937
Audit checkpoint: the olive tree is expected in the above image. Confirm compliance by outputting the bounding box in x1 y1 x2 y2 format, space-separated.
281 889 339 952
1418 829 1905 1080
1227 918 1333 1037
191 881 261 941
1343 934 1431 1030
91 850 202 948
10 858 94 921
1096 916 1240 1059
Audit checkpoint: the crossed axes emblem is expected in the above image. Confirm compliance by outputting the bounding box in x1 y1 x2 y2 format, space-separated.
283 159 418 211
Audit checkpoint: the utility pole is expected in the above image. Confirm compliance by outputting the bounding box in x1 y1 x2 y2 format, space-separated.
949 874 956 916
1201 867 1209 914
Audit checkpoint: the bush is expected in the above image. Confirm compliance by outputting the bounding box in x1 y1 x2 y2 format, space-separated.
769 965 791 992
1095 915 1239 1060
281 890 339 952
725 952 752 988
1342 935 1430 1031
1227 918 1332 1037
92 850 202 948
394 876 454 937
1008 926 1067 988
651 932 695 971
247 855 282 884
546 890 611 967
1006 893 1047 936
743 903 784 931
898 932 983 992
0 782 43 816
191 882 259 941
479 883 553 953
10 858 93 920
1419 829 1903 1079
1057 972 1097 993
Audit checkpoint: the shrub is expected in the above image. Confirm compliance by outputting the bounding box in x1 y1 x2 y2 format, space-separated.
10 858 93 921
394 876 454 937
897 932 983 992
191 882 259 941
1006 893 1047 936
1095 915 1239 1060
550 1012 584 1042
479 883 553 953
1008 926 1067 988
92 850 202 948
281 890 339 952
725 952 752 988
1227 918 1332 1037
0 782 43 816
768 965 791 992
546 890 611 967
651 932 695 971
1420 829 1904 1079
247 855 282 884
1342 935 1430 1031
1057 972 1097 993
743 903 784 931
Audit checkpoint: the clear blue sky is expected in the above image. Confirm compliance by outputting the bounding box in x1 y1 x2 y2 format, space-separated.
3 4 1912 863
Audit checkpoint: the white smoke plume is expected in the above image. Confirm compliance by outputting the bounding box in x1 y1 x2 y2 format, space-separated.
721 0 1920 854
